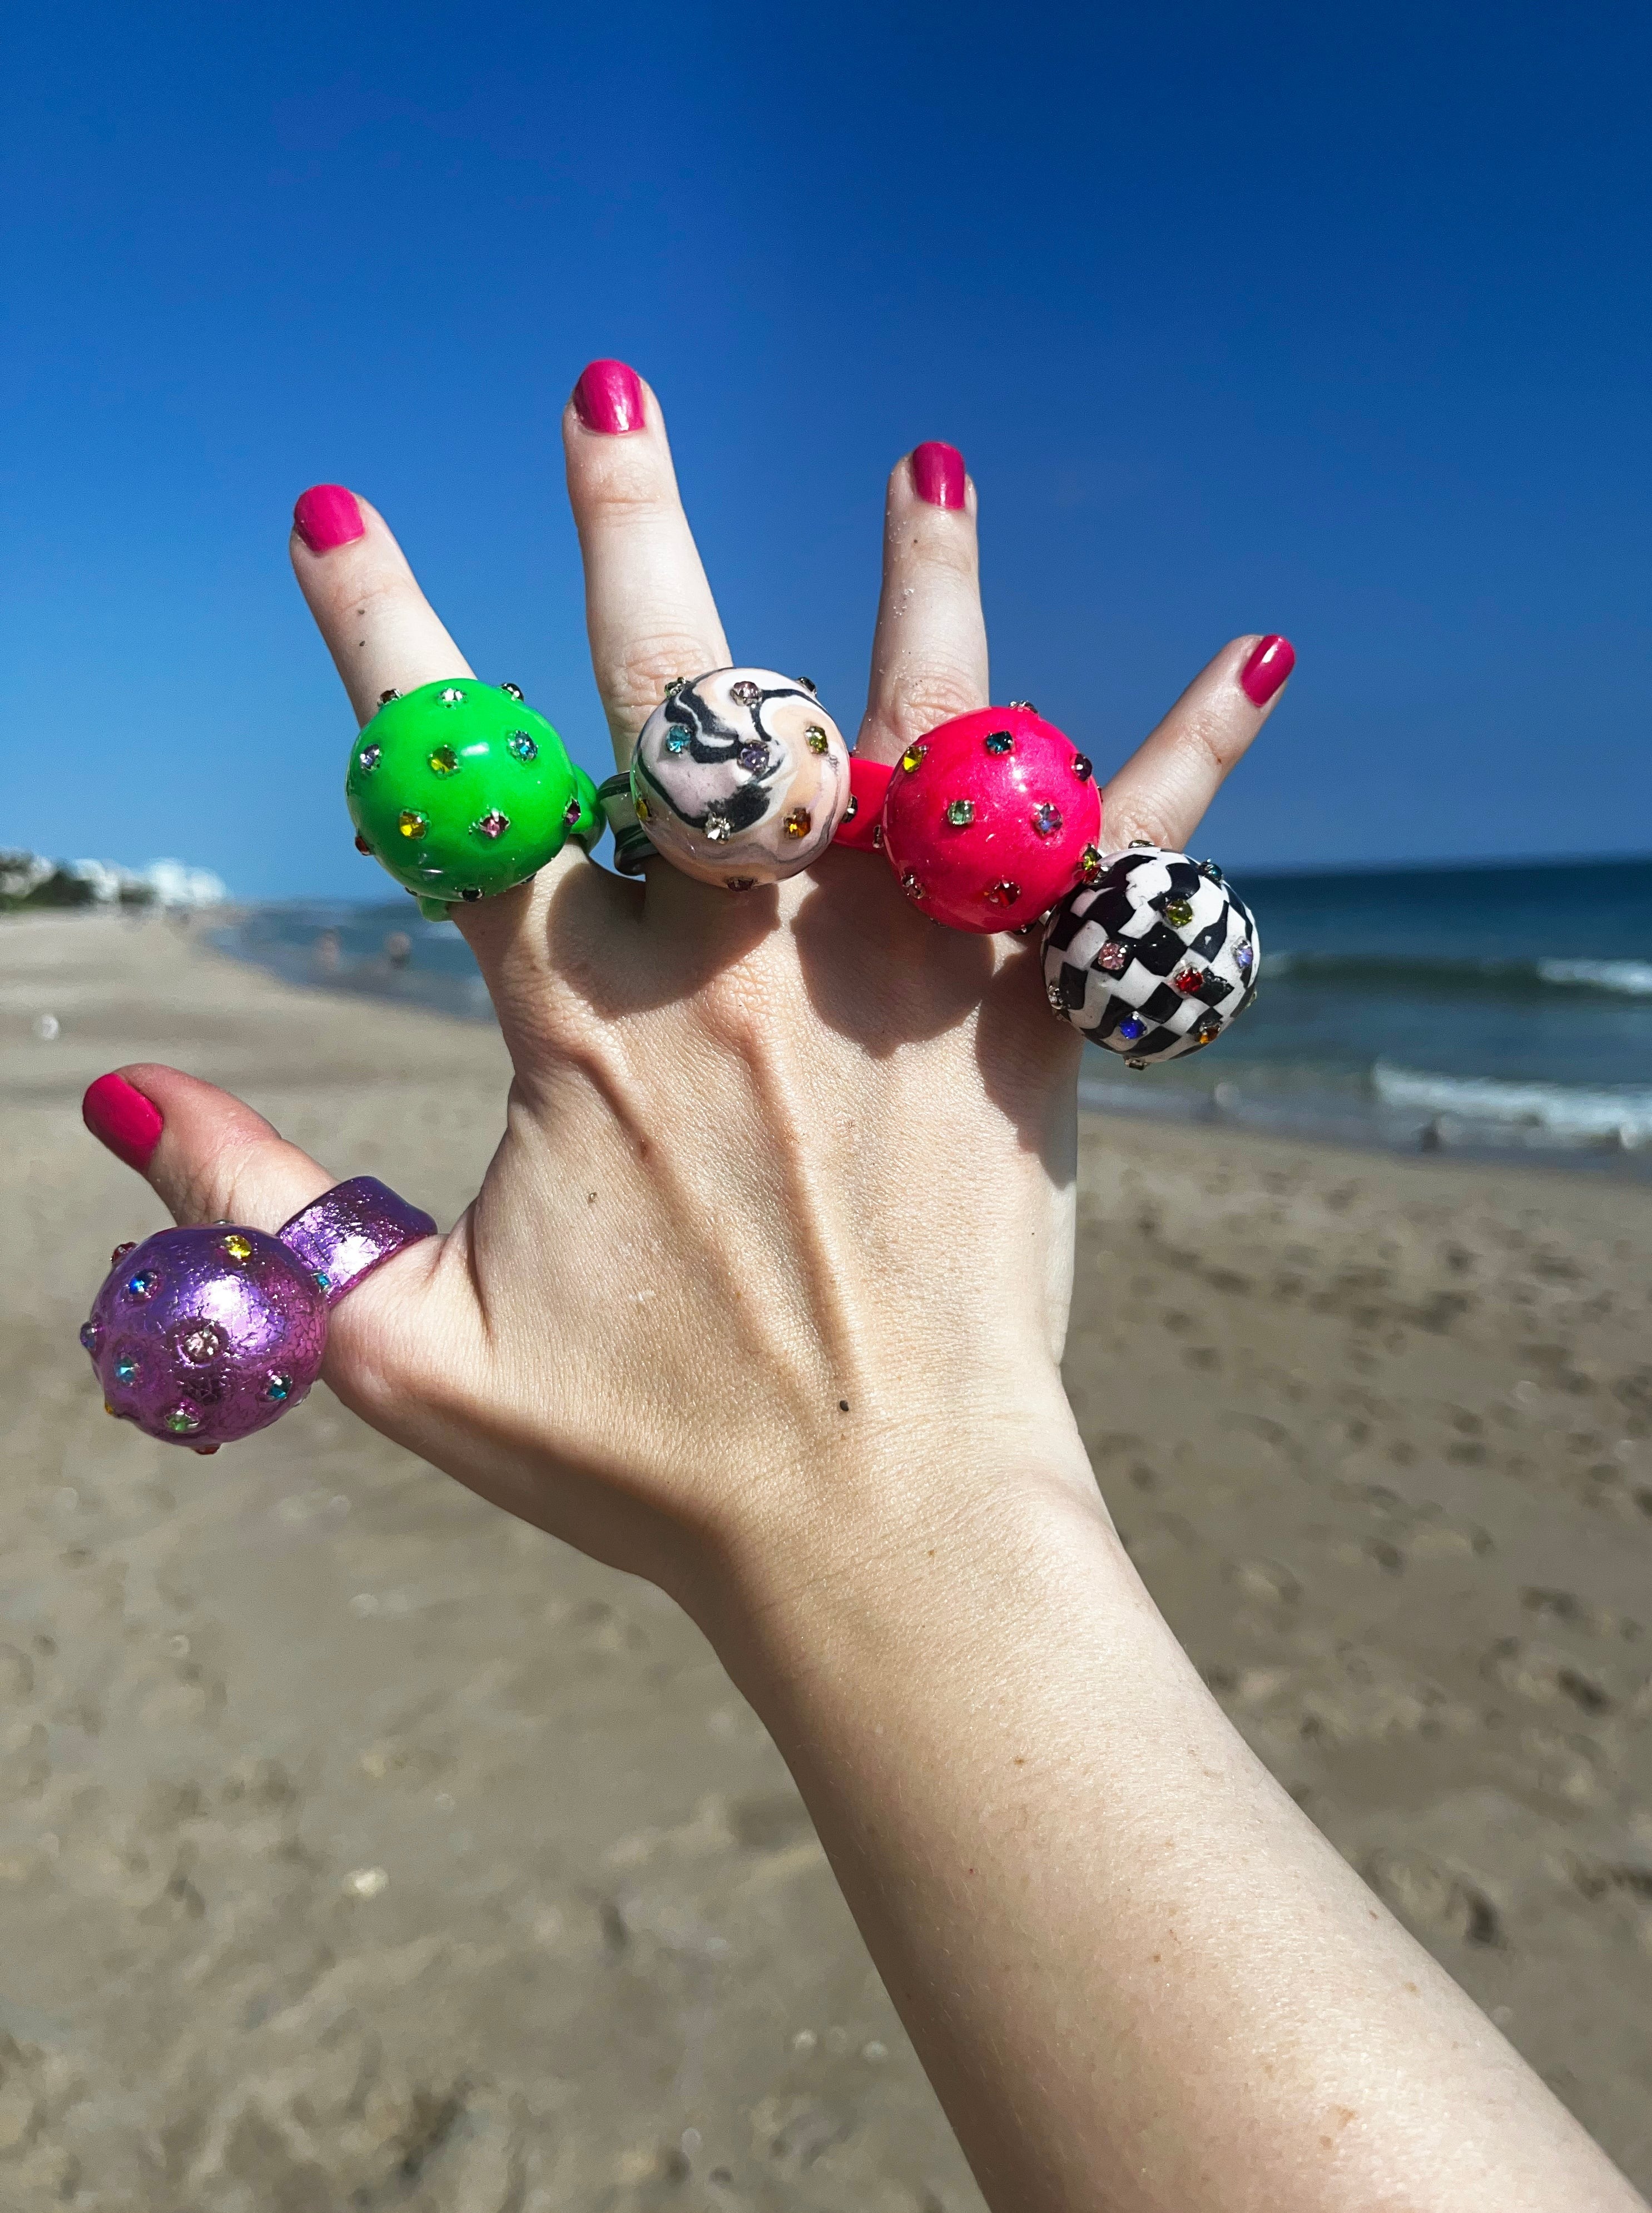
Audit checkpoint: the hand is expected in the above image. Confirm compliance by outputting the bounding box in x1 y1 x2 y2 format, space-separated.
88 369 1290 1628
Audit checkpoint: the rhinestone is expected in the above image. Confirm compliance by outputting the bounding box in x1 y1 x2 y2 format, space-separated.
359 743 382 773
900 871 925 900
428 745 459 775
194 1445 220 1456
805 725 829 753
111 1241 137 1265
473 810 509 839
1045 981 1065 1012
782 806 812 838
176 1322 224 1365
1071 754 1094 781
1117 1016 1147 1042
798 676 818 693
221 1234 252 1262
1125 1057 1148 1070
844 795 859 822
1079 845 1104 883
103 1400 117 1417
127 1269 158 1299
738 742 770 774
1173 966 1207 994
507 731 538 761
665 729 691 754
871 823 884 849
354 833 373 855
398 810 428 840
439 686 464 705
376 689 399 706
1094 940 1129 974
266 1373 292 1401
1236 943 1254 972
1008 700 1038 714
115 1354 138 1383
312 1271 331 1291
1030 803 1063 837
1128 836 1155 849
1199 859 1224 882
79 1320 100 1351
1195 1019 1222 1044
724 877 757 892
900 743 927 773
460 888 483 902
945 799 975 827
663 678 686 700
983 880 1021 908
1164 897 1194 927
163 1405 201 1435
500 681 524 701
634 793 652 822
562 796 582 828
730 679 762 706
984 731 1014 755
704 806 732 842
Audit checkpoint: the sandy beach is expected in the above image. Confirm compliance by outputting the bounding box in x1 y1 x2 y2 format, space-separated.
2 911 1649 2210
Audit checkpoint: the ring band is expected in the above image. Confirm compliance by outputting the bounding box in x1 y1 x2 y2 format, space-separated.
598 773 656 875
276 1176 440 1305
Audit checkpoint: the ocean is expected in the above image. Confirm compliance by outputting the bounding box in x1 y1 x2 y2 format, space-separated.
212 854 1652 1177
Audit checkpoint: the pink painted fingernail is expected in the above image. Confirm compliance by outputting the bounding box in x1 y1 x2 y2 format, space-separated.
292 485 365 553
573 360 645 435
1239 635 1295 705
83 1073 163 1172
910 442 966 509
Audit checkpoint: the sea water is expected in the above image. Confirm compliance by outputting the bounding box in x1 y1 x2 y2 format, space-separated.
212 854 1652 1176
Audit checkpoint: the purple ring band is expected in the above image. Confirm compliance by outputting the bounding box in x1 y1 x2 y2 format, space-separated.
278 1176 439 1308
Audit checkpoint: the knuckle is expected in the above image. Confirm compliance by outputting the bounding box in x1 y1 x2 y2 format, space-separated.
872 670 986 750
606 633 720 722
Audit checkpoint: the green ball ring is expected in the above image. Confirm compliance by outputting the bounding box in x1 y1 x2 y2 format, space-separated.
345 680 601 914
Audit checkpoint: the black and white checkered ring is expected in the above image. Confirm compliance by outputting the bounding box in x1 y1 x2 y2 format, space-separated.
1040 846 1260 1063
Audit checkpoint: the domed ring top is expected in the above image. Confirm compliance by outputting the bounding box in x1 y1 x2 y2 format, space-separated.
630 670 852 887
346 680 599 908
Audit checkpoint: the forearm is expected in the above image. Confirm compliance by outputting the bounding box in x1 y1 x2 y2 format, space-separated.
713 1424 1644 2213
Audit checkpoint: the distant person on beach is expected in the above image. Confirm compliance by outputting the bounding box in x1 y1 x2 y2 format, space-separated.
80 366 1644 2213
382 929 412 969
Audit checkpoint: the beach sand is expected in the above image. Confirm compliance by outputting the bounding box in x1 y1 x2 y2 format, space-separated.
2 912 1649 2210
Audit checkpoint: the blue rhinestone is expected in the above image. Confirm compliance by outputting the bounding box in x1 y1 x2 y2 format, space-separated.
665 729 690 754
984 731 1014 755
115 1355 138 1383
266 1374 292 1402
359 744 381 774
79 1321 100 1351
127 1270 157 1299
1118 1017 1146 1042
507 732 538 762
312 1271 331 1292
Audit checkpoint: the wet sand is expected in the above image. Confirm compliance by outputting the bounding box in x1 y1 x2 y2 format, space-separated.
2 913 1649 2209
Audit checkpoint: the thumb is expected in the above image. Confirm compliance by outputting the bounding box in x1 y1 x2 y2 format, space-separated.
82 1066 334 1228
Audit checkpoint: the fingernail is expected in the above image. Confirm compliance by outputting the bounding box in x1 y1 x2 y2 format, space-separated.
292 484 365 553
1239 635 1295 706
83 1073 163 1172
910 442 966 509
573 360 645 435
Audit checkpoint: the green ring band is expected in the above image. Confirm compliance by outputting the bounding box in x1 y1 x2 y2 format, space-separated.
598 773 655 875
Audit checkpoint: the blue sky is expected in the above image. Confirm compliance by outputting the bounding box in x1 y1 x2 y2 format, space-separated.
5 1 1650 898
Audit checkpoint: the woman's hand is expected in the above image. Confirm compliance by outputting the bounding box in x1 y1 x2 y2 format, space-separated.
93 365 1285 1631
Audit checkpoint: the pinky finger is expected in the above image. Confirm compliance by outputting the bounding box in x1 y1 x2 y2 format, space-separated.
1101 635 1294 853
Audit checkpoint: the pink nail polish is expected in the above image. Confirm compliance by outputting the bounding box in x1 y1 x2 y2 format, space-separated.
292 485 365 553
573 360 645 435
910 442 966 510
83 1073 163 1172
1239 635 1295 706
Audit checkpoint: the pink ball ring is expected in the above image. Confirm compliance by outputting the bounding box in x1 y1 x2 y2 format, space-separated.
80 1177 436 1452
833 704 1103 933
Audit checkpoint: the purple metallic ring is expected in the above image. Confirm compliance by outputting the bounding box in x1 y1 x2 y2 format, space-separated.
79 1176 438 1453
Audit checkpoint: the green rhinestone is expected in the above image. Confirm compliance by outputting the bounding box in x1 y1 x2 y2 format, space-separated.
945 799 975 826
1164 897 1194 927
428 745 459 776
